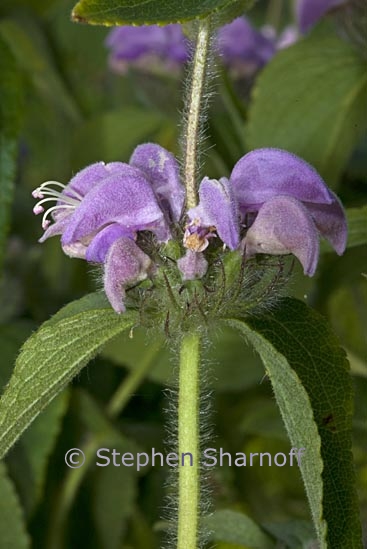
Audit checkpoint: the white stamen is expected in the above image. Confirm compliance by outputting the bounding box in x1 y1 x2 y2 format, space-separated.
45 182 83 200
33 205 44 215
32 180 83 231
41 204 75 230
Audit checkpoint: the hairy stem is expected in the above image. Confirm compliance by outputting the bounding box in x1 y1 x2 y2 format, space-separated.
184 17 212 210
266 0 283 31
177 332 201 549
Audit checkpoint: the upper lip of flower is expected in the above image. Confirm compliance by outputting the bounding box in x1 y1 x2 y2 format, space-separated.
183 147 347 277
33 144 348 311
33 143 185 260
185 176 240 252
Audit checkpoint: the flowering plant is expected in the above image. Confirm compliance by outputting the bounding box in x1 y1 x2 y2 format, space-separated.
0 1 365 548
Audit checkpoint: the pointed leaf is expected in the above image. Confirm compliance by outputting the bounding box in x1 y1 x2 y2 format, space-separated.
7 391 70 516
204 509 273 548
248 25 367 186
226 298 362 548
0 292 137 458
0 462 29 549
0 18 79 122
345 206 367 249
93 442 138 549
71 0 254 26
0 36 23 273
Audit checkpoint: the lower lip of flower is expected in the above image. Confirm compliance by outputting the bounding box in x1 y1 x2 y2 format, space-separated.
183 220 217 252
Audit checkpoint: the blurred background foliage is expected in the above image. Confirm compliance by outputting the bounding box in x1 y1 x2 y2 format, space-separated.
0 0 366 547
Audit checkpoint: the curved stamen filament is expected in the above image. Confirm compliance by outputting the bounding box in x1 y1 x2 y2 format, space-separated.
33 196 80 213
33 181 84 202
32 180 84 230
41 204 75 229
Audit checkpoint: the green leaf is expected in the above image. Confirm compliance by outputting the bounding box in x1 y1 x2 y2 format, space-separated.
0 462 29 549
49 389 140 548
204 509 273 548
71 0 254 26
238 397 287 441
346 206 367 249
328 280 367 360
0 292 137 459
102 326 171 385
0 322 35 390
247 25 367 186
72 108 166 168
264 520 316 549
227 298 362 548
92 442 138 549
7 391 70 517
0 18 79 122
0 0 59 16
103 325 263 391
0 36 23 274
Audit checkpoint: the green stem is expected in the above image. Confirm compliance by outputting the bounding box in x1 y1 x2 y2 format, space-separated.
107 338 162 417
184 17 212 209
177 332 201 549
266 0 283 32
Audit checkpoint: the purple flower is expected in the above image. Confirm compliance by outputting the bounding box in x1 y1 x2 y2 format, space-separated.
177 250 208 281
33 143 347 310
296 0 348 34
103 237 155 313
183 148 347 277
33 143 184 312
217 17 299 76
217 17 276 74
243 195 320 275
184 177 239 252
105 24 189 74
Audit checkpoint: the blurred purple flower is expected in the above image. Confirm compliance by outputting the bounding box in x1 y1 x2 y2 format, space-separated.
296 0 348 34
184 148 347 277
105 17 299 78
217 17 299 75
218 17 276 74
33 143 184 312
105 24 189 73
262 24 299 50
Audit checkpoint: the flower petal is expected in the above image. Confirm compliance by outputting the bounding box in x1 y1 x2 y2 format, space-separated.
188 177 240 250
307 194 347 255
66 161 127 198
61 166 170 247
39 215 72 243
243 195 320 276
105 24 188 72
103 237 154 313
218 17 275 69
296 0 347 34
230 148 335 213
129 143 184 222
177 250 208 280
86 223 135 263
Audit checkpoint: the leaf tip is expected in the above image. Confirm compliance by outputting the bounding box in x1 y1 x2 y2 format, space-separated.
71 7 87 24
